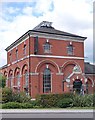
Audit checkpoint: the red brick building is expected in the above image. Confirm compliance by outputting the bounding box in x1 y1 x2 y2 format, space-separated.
0 21 95 98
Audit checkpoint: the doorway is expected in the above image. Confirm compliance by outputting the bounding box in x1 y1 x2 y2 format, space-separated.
73 79 82 94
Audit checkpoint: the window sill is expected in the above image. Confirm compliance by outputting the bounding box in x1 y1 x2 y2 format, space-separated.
44 52 52 55
67 54 75 56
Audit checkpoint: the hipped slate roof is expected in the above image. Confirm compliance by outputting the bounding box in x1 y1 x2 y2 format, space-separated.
84 62 95 74
5 21 87 51
33 21 87 39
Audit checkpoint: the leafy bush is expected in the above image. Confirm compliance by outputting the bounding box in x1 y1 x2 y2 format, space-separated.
36 93 74 108
2 102 21 109
57 98 72 108
12 92 31 103
19 102 34 109
2 87 31 103
93 94 95 107
0 75 6 88
2 101 42 109
71 94 93 107
2 87 13 103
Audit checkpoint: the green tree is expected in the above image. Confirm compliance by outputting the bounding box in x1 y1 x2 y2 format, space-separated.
0 74 6 88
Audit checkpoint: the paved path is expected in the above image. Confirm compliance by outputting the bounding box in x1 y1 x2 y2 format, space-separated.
0 109 94 119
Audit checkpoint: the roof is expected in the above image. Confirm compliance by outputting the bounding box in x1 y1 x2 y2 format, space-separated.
32 21 87 39
5 21 87 51
84 62 95 74
0 64 7 70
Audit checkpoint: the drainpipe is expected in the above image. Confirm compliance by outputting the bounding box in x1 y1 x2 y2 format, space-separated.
28 32 31 96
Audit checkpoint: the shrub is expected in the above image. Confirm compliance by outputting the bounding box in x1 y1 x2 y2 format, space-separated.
2 101 41 109
93 94 95 107
12 92 31 103
0 75 6 88
2 87 13 103
2 102 21 109
19 102 34 109
57 98 72 108
71 94 93 107
36 93 74 108
2 87 31 103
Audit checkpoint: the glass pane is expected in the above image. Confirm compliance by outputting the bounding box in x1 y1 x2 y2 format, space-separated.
43 68 51 93
68 45 73 55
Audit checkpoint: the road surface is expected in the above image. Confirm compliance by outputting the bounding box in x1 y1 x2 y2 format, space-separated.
0 109 94 119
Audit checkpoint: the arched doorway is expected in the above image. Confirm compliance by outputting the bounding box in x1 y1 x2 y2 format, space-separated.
73 79 82 94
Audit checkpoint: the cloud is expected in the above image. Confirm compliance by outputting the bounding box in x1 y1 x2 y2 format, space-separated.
0 0 93 67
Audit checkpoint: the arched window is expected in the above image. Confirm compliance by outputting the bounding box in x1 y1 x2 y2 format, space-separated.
24 71 29 95
25 71 28 87
43 42 51 53
9 74 13 88
67 44 73 55
17 73 20 87
43 68 51 93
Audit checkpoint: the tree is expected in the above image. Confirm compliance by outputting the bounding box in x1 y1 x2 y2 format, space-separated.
0 74 6 88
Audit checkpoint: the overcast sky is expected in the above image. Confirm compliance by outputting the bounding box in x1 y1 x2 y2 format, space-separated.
0 0 94 67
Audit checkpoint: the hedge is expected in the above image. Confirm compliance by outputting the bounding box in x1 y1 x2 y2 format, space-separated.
2 87 31 103
2 100 42 109
71 94 93 107
57 98 72 108
2 87 13 103
36 93 74 108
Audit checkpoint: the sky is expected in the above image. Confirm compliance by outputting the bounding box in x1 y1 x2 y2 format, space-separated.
0 0 94 67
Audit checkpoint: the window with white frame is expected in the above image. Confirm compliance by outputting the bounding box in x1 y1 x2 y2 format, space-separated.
43 68 51 93
10 75 13 88
43 41 51 53
67 44 73 55
17 73 20 87
25 71 28 87
24 71 29 95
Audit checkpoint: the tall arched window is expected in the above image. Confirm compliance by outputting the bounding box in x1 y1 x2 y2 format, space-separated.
24 71 29 95
9 74 13 88
17 73 20 87
43 68 51 93
25 71 28 87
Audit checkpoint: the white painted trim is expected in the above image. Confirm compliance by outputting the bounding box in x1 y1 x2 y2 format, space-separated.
7 54 84 67
7 64 10 67
30 72 39 75
35 59 60 73
68 72 74 79
30 32 85 41
30 54 84 60
61 60 82 73
8 36 29 52
56 73 64 75
7 31 85 52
